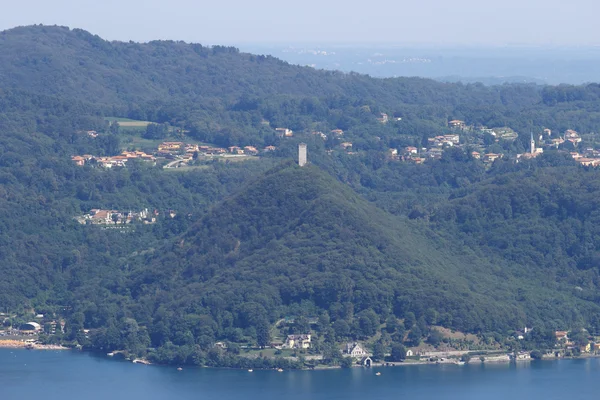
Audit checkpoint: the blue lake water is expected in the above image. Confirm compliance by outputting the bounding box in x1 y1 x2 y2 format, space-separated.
1 349 599 400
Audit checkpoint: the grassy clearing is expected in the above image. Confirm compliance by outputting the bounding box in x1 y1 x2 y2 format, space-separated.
105 117 152 132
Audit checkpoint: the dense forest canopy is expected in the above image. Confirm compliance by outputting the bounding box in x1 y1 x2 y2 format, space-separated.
3 25 600 366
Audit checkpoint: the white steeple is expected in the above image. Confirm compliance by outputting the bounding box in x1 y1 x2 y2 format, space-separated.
530 132 535 154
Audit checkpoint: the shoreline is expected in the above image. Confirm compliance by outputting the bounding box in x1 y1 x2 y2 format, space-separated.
0 339 69 350
3 343 600 370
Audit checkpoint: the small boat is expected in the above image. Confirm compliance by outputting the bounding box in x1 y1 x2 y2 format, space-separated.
177 367 183 371
376 372 381 376
277 368 284 372
455 361 465 366
107 352 114 357
248 369 253 372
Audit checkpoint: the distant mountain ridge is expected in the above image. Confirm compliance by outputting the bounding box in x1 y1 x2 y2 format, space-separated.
0 25 362 103
0 25 542 109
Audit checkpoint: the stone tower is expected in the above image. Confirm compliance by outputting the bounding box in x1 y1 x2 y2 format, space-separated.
298 143 307 167
530 132 535 154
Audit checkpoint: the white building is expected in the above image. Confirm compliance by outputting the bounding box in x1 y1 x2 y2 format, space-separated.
276 128 293 137
284 334 311 349
346 342 368 358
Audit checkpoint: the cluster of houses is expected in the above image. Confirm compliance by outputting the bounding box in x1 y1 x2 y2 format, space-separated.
84 130 99 138
394 120 596 167
157 142 226 159
555 330 600 354
398 121 523 164
71 140 275 169
567 143 600 167
282 334 312 349
311 129 345 140
228 146 259 155
18 320 66 335
71 151 156 168
276 128 294 138
156 141 271 167
395 134 464 164
428 134 460 148
70 118 600 171
1 311 66 336
280 335 376 361
377 113 389 124
310 129 357 153
516 128 600 165
74 208 168 225
272 322 600 365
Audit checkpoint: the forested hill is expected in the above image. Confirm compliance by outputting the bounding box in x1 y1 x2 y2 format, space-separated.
116 164 597 339
0 24 538 108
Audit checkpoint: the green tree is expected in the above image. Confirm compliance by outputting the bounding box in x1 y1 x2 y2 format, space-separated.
530 350 543 360
340 357 354 368
404 312 416 329
408 326 422 347
385 316 399 333
256 319 271 348
372 341 385 361
569 329 589 347
322 343 342 365
427 329 443 347
390 343 407 361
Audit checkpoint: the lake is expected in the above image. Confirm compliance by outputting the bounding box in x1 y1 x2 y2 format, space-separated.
1 349 598 400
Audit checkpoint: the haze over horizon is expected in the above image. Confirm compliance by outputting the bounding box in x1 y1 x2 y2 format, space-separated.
1 0 599 47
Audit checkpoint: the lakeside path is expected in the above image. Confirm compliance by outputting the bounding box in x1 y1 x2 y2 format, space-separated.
0 339 68 350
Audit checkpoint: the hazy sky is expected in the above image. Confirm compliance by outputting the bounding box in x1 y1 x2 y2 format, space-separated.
1 0 599 46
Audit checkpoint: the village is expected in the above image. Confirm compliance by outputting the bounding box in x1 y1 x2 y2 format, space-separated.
71 117 600 171
251 325 600 368
71 140 269 169
73 208 176 225
393 120 597 166
0 311 67 350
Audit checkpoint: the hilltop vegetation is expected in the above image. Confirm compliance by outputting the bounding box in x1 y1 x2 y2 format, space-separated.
3 25 600 366
3 25 600 152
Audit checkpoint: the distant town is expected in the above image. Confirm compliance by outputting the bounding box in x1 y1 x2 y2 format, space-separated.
71 119 598 171
397 120 592 166
71 137 269 169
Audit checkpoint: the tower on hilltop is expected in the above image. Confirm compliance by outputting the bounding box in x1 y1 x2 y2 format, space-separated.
530 132 535 154
298 143 307 167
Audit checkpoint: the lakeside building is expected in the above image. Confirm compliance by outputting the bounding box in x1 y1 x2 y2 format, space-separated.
284 334 311 349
